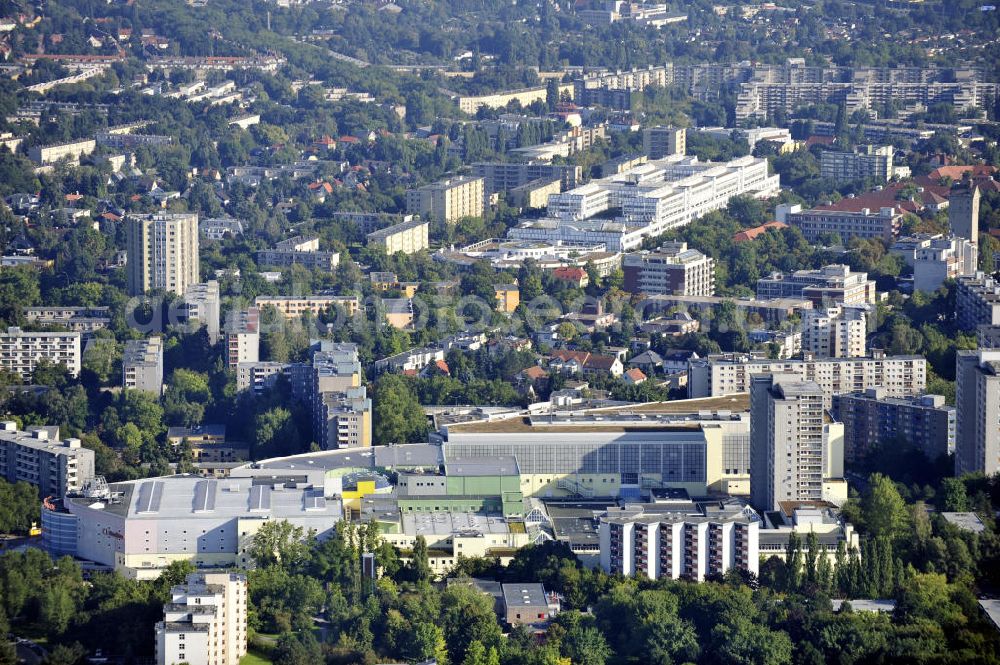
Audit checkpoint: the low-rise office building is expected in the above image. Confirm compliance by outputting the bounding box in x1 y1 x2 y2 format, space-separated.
0 421 94 498
758 502 860 565
0 327 81 380
501 583 560 628
756 265 876 306
371 506 533 576
24 306 111 333
256 236 340 271
123 337 164 394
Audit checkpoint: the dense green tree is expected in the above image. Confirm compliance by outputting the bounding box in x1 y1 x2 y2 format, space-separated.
0 479 40 534
373 374 429 444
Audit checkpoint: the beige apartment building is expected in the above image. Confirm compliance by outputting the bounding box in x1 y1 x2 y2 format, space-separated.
406 176 485 224
155 572 248 665
126 213 200 296
458 84 574 114
254 295 360 318
366 218 430 255
28 138 96 165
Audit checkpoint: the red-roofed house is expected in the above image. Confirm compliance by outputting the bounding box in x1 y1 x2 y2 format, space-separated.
623 368 647 385
928 165 996 181
733 221 788 243
420 359 450 378
548 350 623 377
520 366 550 382
551 266 589 287
805 135 835 148
307 181 334 202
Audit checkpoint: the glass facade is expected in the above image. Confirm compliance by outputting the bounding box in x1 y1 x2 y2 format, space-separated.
443 432 708 483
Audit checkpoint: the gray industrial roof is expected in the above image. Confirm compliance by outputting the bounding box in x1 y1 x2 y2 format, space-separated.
444 455 519 477
68 476 341 521
502 583 548 610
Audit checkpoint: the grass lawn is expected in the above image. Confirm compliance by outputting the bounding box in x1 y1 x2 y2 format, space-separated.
240 648 273 665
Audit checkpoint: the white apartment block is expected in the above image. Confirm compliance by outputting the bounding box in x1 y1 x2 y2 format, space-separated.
688 352 926 404
406 176 485 223
785 206 902 243
819 145 894 183
600 513 759 582
28 138 96 165
126 213 200 296
750 375 845 512
955 350 1000 476
800 306 867 358
913 236 978 293
366 218 430 255
0 327 81 380
181 281 221 344
225 308 259 368
254 295 360 319
622 241 715 296
508 155 780 252
756 264 876 307
123 337 164 394
256 236 340 272
0 421 95 498
458 84 573 115
155 572 248 665
236 362 288 393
